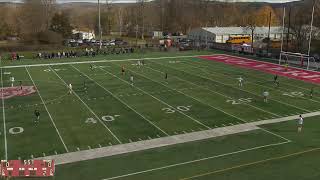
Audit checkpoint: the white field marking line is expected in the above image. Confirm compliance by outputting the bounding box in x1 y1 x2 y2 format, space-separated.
25 67 69 152
48 66 122 144
220 53 320 77
101 141 290 180
98 65 211 130
188 63 318 112
3 54 209 69
259 128 291 142
190 59 320 93
38 110 320 166
189 61 320 105
160 61 312 113
71 65 170 136
1 68 8 160
246 80 320 104
127 66 247 126
146 64 280 118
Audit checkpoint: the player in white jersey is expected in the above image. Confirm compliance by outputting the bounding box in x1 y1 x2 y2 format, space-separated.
263 90 269 103
10 76 15 87
130 75 134 86
298 115 304 132
68 83 73 94
238 76 244 87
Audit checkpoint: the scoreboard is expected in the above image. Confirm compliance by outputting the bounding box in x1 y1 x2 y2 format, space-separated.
0 160 54 177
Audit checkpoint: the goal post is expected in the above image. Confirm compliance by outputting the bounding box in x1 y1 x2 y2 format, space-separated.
279 51 318 70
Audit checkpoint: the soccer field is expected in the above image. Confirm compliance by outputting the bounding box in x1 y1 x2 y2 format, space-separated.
1 51 320 179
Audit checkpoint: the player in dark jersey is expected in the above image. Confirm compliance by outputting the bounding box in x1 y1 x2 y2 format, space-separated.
165 73 168 80
121 65 125 75
34 110 40 123
274 75 279 87
310 87 314 99
19 81 23 90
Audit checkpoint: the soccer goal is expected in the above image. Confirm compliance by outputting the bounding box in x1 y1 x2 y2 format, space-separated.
279 51 319 71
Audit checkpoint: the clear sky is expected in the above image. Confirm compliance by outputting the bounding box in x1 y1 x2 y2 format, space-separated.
0 0 298 3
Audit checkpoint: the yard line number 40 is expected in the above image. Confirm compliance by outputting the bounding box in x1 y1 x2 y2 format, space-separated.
85 115 120 124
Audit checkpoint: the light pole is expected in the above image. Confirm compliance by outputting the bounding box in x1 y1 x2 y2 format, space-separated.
307 0 315 70
98 0 102 49
279 6 286 65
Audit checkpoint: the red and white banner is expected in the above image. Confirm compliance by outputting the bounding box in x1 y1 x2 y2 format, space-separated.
0 86 37 100
198 54 320 84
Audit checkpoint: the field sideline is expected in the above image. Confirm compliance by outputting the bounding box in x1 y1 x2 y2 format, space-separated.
1 51 319 180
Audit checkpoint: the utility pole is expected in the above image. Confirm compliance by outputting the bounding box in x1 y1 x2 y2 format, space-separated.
135 24 139 46
98 0 102 49
279 6 286 65
286 5 291 52
205 22 208 49
307 0 315 69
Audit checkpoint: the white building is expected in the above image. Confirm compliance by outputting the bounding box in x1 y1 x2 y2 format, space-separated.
72 29 95 40
188 26 283 44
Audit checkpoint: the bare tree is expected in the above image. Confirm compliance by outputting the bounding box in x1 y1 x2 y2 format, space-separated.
243 12 258 50
41 0 56 29
137 0 146 39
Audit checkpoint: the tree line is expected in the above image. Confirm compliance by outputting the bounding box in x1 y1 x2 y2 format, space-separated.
0 0 318 52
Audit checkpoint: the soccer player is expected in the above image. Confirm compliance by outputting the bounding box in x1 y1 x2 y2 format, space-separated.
284 63 288 72
298 115 304 132
10 76 15 87
273 75 279 87
121 65 125 76
34 110 40 123
137 60 141 68
238 76 244 87
165 72 168 81
19 81 23 90
263 90 269 103
130 75 134 86
90 64 94 71
68 83 73 94
310 87 314 99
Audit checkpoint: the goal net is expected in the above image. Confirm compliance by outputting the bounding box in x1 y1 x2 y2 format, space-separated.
279 51 319 71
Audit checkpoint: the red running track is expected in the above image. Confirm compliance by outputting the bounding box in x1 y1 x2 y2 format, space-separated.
198 54 320 85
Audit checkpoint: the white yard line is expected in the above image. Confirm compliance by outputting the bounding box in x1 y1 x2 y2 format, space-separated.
259 128 291 142
1 68 8 160
189 61 320 105
36 110 320 167
71 65 170 136
190 58 320 91
146 65 280 118
37 124 262 165
128 66 249 124
3 55 206 69
127 65 295 144
157 61 312 113
25 67 69 153
97 65 211 130
48 66 122 144
101 141 289 180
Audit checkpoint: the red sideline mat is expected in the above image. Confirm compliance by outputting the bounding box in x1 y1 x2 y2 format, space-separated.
198 54 320 84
